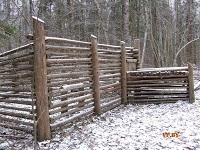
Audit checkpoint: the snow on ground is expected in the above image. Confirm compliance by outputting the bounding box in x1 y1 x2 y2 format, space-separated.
38 100 200 150
1 83 200 149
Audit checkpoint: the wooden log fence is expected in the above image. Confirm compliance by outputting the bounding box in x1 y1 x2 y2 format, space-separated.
127 65 195 104
0 16 195 142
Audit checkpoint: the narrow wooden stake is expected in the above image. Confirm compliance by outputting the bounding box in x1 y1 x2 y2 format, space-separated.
91 35 101 115
134 39 140 69
121 41 127 104
188 63 195 103
33 16 51 141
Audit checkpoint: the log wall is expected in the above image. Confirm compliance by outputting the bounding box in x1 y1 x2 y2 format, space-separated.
0 43 35 133
127 65 195 104
45 37 94 131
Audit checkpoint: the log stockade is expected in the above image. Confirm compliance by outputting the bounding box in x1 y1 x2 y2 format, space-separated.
0 17 194 141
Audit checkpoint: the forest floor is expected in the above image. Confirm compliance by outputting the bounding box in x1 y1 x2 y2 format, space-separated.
0 81 200 150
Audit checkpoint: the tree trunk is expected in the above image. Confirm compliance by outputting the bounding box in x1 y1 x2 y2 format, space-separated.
186 0 193 64
122 0 130 45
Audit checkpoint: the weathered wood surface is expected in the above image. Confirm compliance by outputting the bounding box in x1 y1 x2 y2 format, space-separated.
127 66 194 104
121 41 127 104
45 36 91 46
91 35 101 115
188 63 195 103
33 16 51 141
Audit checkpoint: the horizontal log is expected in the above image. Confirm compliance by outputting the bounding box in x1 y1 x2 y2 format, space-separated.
125 47 135 50
126 53 139 57
50 94 93 109
45 37 91 46
127 75 189 80
0 72 33 80
47 71 92 80
0 66 33 74
47 58 91 64
126 59 137 63
132 91 188 95
127 100 185 104
49 99 94 115
100 85 121 95
99 69 121 74
127 83 188 88
0 98 33 105
100 82 120 90
0 110 34 120
99 59 120 63
100 95 121 103
50 103 94 123
46 45 91 51
100 80 120 86
0 82 15 87
0 104 32 112
5 52 34 61
99 64 121 68
47 65 92 72
49 56 90 59
99 73 121 79
0 55 34 66
0 93 30 98
97 43 120 49
50 109 94 131
99 78 120 82
98 54 121 59
54 85 88 96
0 116 33 126
127 87 188 91
0 82 28 86
126 57 138 60
0 80 32 86
0 123 33 133
0 87 32 92
98 49 121 54
136 67 188 72
127 78 189 84
128 97 189 102
129 94 189 99
101 98 121 113
47 77 92 87
59 83 92 94
59 89 93 100
128 88 187 92
46 51 91 57
101 98 121 108
0 43 33 57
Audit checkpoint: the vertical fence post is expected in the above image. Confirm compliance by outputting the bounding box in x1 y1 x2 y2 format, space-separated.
121 41 127 104
91 35 101 115
33 16 51 141
134 39 140 69
188 63 195 103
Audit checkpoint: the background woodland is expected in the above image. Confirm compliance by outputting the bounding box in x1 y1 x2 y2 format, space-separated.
0 0 200 68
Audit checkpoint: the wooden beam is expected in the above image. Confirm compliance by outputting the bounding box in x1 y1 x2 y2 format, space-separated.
33 16 51 141
121 41 127 104
188 63 195 103
91 35 101 115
